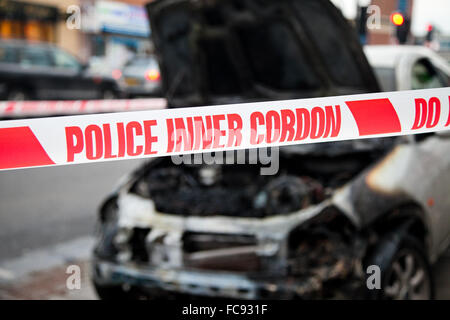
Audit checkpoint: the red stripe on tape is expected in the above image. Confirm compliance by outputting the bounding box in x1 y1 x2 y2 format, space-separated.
345 99 401 136
0 127 55 169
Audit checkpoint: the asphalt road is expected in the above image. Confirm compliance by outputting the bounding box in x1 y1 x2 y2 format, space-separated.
0 159 144 260
0 158 449 299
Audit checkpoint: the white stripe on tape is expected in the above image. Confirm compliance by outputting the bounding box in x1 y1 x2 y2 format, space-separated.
0 87 449 171
0 98 167 117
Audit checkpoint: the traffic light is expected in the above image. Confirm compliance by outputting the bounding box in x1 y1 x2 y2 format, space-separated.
391 12 404 26
426 24 434 42
391 12 410 44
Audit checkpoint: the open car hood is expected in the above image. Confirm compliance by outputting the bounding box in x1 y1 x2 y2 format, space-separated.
146 0 380 108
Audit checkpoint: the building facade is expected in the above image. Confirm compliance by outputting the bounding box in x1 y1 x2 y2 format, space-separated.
0 0 82 56
0 0 154 64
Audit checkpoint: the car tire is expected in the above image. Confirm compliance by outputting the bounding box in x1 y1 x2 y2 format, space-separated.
101 89 118 100
93 281 130 300
365 234 434 300
7 89 30 101
93 280 155 300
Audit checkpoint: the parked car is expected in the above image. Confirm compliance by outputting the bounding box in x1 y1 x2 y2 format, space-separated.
0 40 123 101
87 56 123 81
364 45 450 92
119 56 162 98
92 0 450 300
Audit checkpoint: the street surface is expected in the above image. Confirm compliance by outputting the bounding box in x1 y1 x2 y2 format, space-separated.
0 159 144 260
0 159 449 299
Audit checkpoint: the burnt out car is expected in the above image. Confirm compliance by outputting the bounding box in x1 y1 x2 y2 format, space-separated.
91 0 450 299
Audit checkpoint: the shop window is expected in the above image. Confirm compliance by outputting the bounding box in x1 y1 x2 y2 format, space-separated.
24 21 54 43
1 20 54 43
0 20 24 39
25 21 42 41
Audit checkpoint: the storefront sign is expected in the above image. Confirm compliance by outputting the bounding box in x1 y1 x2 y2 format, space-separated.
95 0 150 37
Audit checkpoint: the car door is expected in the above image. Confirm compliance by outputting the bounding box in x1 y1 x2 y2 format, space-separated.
146 0 380 108
418 133 450 257
0 42 19 99
50 48 99 100
411 58 450 254
394 57 450 257
19 45 57 100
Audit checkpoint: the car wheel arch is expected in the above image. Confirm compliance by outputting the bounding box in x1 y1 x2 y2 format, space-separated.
6 82 35 100
363 203 432 261
286 205 358 252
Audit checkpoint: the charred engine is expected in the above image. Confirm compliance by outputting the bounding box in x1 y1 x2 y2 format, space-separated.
129 140 393 217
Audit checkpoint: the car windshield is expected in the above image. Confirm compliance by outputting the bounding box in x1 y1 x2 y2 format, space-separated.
126 57 158 68
0 43 19 64
21 46 53 67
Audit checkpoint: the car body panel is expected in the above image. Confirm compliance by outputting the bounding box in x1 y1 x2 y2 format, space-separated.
0 39 122 100
365 45 450 91
121 57 162 97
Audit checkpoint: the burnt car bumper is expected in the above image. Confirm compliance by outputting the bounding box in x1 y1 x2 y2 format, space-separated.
93 259 362 299
92 186 368 299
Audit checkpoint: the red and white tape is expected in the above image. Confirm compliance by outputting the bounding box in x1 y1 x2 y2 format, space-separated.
0 87 449 171
0 98 167 117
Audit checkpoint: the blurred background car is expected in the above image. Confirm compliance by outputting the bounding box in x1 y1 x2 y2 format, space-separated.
87 56 118 79
0 39 123 100
365 45 450 91
118 55 162 98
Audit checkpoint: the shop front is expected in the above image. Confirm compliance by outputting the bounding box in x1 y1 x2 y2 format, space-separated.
0 0 58 42
82 0 152 69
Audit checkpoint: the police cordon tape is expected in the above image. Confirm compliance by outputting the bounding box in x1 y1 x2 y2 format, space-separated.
0 87 449 171
0 98 167 117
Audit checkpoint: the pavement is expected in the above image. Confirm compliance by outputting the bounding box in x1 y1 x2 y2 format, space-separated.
0 160 143 299
0 159 449 300
0 159 144 260
0 237 97 300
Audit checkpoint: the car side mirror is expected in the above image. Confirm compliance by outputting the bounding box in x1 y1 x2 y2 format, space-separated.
79 63 88 73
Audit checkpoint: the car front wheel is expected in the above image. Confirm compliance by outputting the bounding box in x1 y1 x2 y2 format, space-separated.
101 89 118 100
383 242 432 300
7 89 30 101
366 235 434 300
